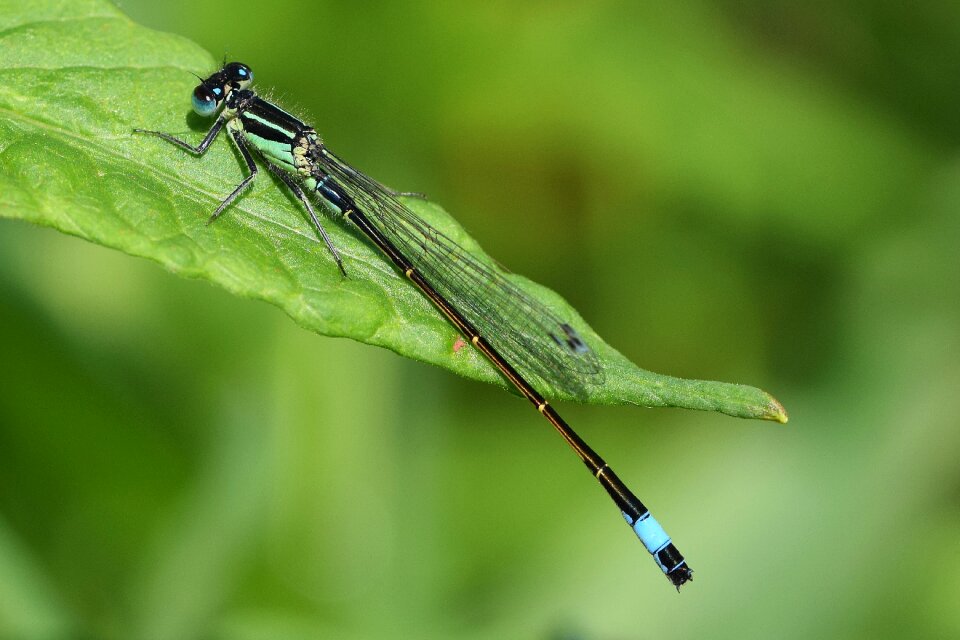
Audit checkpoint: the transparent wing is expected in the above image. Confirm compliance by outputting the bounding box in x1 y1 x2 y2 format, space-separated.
320 150 604 398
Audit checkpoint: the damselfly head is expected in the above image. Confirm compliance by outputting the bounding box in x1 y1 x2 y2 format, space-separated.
191 62 254 117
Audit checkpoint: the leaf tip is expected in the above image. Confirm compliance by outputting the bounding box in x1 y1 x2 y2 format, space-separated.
763 396 789 424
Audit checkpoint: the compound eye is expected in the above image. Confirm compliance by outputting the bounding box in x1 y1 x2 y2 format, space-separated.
191 84 219 116
226 62 253 86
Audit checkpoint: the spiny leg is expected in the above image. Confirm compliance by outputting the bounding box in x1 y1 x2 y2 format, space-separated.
208 128 259 222
134 117 226 155
264 162 347 277
135 119 256 222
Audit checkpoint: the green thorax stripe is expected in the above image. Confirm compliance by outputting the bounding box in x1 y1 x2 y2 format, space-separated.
240 98 306 142
239 97 306 165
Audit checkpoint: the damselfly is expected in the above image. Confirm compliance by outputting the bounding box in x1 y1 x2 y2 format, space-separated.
136 62 692 589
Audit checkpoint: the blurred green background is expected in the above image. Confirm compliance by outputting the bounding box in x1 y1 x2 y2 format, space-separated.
1 1 959 638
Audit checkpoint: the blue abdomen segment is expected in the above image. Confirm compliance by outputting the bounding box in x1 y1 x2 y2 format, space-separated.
315 175 353 214
628 511 670 554
622 510 692 588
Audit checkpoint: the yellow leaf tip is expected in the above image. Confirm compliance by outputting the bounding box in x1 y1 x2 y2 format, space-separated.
764 396 789 423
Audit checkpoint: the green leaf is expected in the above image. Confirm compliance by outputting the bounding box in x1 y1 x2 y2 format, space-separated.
0 0 786 422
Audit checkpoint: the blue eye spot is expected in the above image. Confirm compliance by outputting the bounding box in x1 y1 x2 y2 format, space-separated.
213 87 222 95
191 89 218 117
